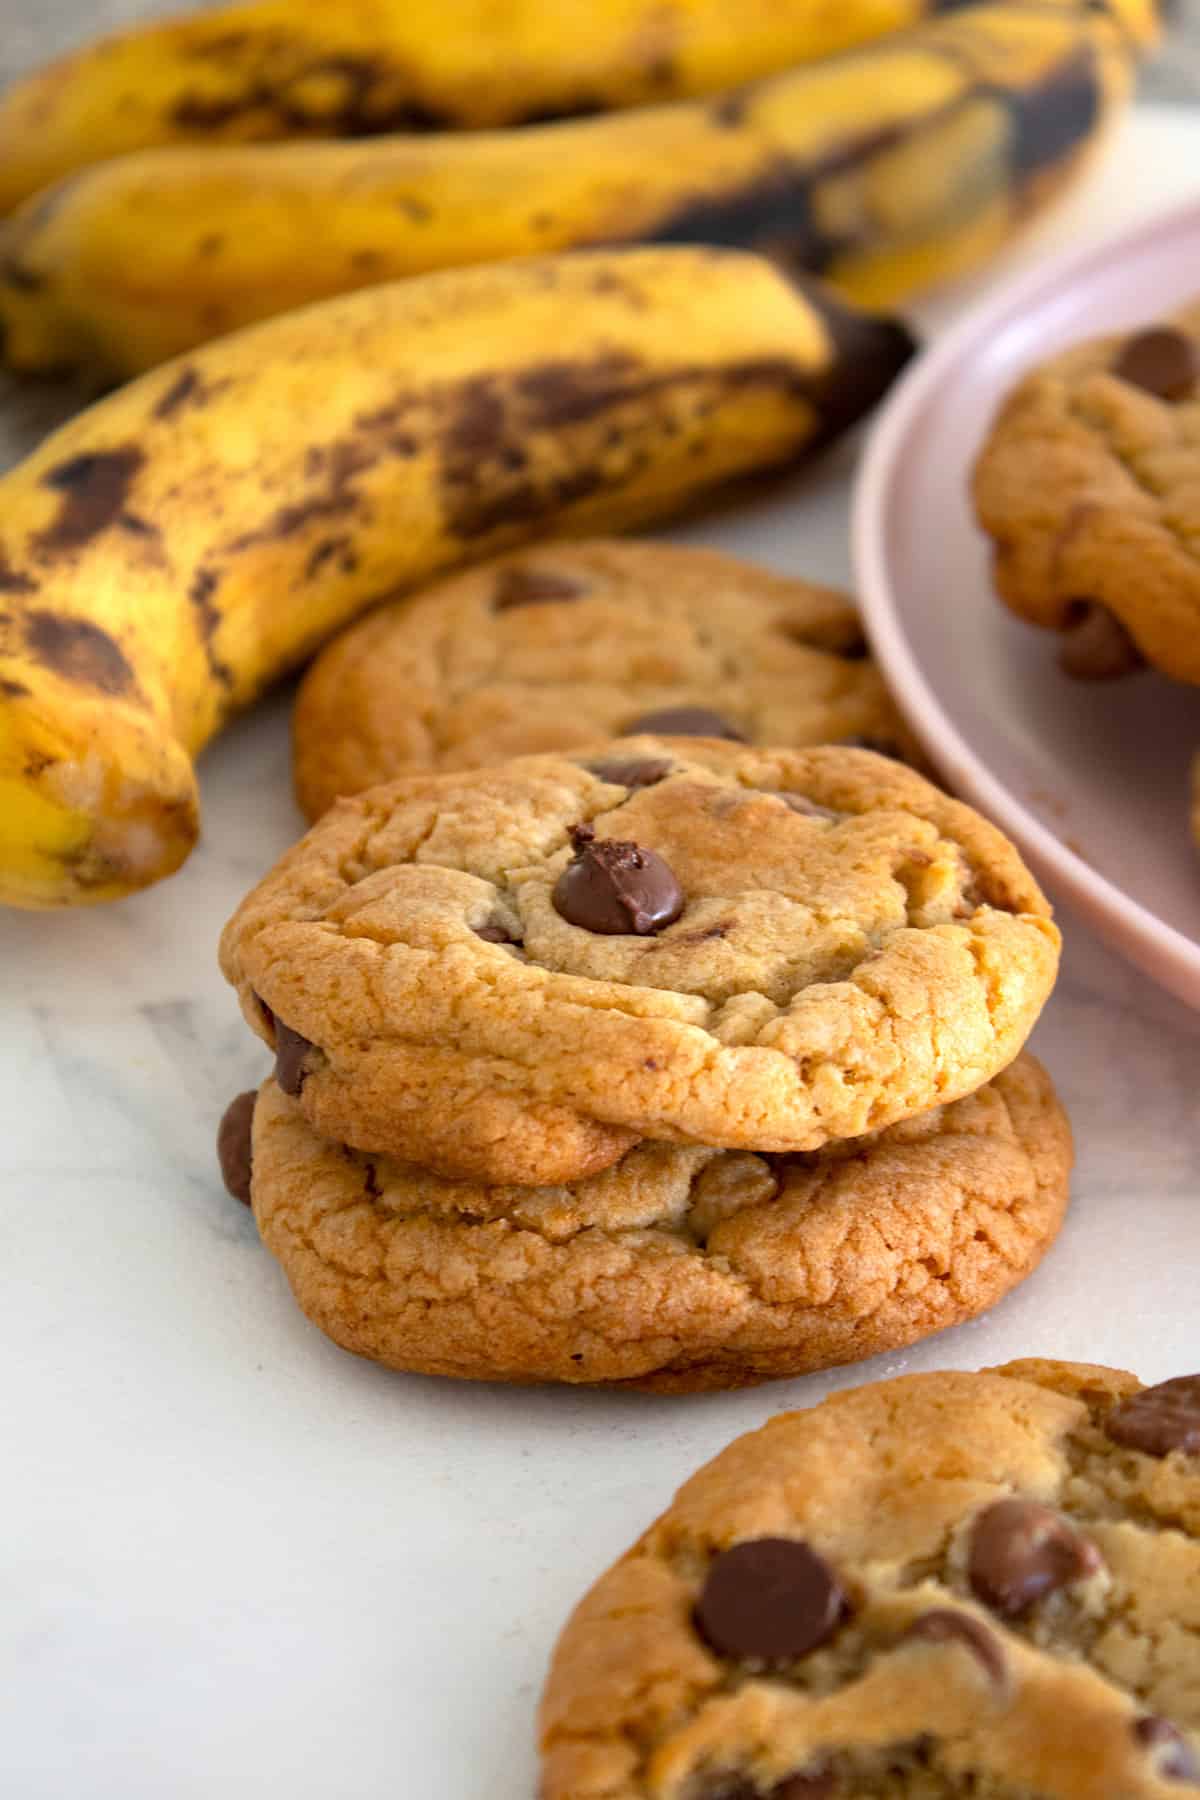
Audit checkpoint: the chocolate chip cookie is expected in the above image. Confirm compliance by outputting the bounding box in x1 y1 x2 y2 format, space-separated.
972 306 1200 684
291 540 912 819
241 1052 1070 1391
540 1358 1200 1797
219 741 1060 1184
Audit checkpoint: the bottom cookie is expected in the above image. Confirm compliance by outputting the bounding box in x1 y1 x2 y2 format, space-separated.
231 1052 1070 1392
539 1358 1200 1799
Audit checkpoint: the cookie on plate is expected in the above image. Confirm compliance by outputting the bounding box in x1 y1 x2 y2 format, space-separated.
292 540 912 820
219 741 1060 1184
230 1052 1070 1391
540 1358 1200 1798
972 305 1200 684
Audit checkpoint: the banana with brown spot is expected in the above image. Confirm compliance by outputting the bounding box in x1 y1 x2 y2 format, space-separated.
0 0 1026 218
0 0 1159 378
0 245 913 908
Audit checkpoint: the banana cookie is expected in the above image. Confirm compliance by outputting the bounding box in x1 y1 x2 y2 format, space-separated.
540 1358 1200 1798
291 541 911 819
233 1052 1070 1392
972 304 1200 684
220 742 1060 1184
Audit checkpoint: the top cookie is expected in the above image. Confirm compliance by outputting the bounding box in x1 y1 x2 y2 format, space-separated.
291 540 910 819
972 305 1200 684
220 740 1059 1185
539 1358 1200 1799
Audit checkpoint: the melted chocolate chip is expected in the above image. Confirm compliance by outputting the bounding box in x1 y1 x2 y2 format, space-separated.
492 565 588 610
1058 601 1144 680
588 756 673 790
552 823 683 935
1134 1716 1200 1783
967 1498 1102 1617
694 1537 850 1663
1112 327 1198 402
623 704 747 741
474 922 520 945
274 1020 316 1097
901 1610 1006 1686
216 1090 256 1205
1106 1375 1200 1458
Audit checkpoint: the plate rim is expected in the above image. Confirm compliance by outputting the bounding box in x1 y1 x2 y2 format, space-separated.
852 194 1200 1003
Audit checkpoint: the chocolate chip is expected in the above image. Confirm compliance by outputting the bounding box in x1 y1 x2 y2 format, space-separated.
1106 1375 1200 1457
492 565 587 610
967 1498 1102 1617
216 1090 256 1205
474 922 519 944
1134 1716 1200 1783
777 792 839 821
588 756 673 790
900 1610 1006 1686
1112 327 1198 401
623 704 747 741
694 1537 850 1663
1058 601 1144 680
552 823 683 935
274 1019 316 1097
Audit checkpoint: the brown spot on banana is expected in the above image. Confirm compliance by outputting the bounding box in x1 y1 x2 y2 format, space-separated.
171 52 452 137
33 448 145 554
0 552 36 594
1002 43 1101 184
188 568 235 691
24 611 140 699
153 364 228 420
1 678 31 699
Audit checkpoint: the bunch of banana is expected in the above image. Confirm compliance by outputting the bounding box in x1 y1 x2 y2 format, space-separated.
0 0 994 217
0 246 913 909
0 0 1159 380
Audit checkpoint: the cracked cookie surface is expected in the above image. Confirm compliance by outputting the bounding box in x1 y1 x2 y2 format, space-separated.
291 540 910 820
972 304 1200 685
219 740 1060 1184
247 1052 1070 1392
539 1358 1200 1799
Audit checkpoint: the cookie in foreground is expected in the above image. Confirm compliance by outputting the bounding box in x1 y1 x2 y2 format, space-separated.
230 1052 1069 1391
540 1358 1200 1797
972 306 1200 685
220 741 1060 1185
292 540 913 819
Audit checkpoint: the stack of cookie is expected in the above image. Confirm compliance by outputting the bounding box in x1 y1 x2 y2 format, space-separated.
973 306 1200 851
216 542 1069 1387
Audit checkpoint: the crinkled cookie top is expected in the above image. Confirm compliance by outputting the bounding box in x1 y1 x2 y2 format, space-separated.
221 740 1059 1181
292 539 908 818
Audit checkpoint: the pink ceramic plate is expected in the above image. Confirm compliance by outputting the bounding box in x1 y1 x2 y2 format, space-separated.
854 198 1200 1010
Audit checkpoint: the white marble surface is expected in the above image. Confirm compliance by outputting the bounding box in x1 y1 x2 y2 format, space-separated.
4 109 1200 1800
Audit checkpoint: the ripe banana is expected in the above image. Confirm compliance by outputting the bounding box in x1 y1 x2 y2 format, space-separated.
0 0 1158 380
0 0 992 218
0 246 913 909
